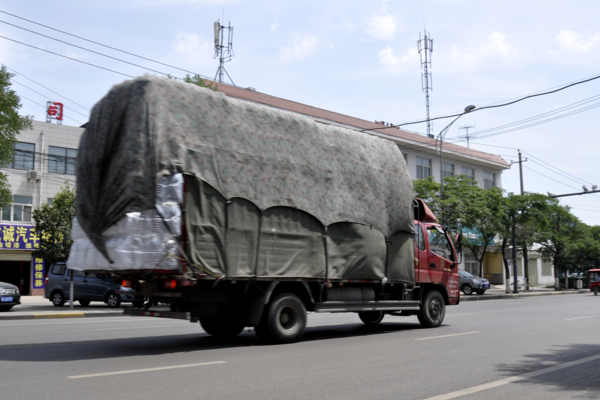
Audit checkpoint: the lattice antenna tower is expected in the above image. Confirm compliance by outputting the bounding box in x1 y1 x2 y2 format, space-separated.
213 20 235 85
417 30 433 138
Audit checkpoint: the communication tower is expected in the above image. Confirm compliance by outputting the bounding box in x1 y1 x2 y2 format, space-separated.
417 30 433 138
213 20 235 85
459 123 476 148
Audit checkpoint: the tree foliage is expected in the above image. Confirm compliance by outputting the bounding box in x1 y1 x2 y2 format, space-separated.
33 184 75 264
414 175 600 282
167 74 218 91
0 66 33 207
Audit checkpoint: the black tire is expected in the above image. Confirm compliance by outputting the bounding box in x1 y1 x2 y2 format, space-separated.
51 291 65 307
256 293 307 344
476 290 486 295
418 291 446 328
594 287 599 296
200 315 245 339
132 300 145 307
106 293 121 308
358 311 384 325
79 300 91 307
462 284 473 296
0 305 13 312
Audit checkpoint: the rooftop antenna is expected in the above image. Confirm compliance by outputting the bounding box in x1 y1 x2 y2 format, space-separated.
417 30 433 138
213 19 235 85
459 123 475 148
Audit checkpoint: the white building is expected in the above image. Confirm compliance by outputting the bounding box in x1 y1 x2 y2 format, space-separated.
0 120 83 295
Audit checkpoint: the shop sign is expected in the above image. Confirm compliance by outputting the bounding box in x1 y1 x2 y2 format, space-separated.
32 257 45 289
0 224 42 250
46 101 64 123
460 227 494 246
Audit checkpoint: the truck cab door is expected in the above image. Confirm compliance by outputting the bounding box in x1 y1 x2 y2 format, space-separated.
425 225 455 285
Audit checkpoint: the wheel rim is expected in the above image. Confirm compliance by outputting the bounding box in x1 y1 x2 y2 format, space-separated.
429 299 442 320
108 295 117 306
53 294 62 304
464 286 472 295
278 305 299 331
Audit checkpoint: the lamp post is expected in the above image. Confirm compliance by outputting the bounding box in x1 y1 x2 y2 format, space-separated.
438 105 476 200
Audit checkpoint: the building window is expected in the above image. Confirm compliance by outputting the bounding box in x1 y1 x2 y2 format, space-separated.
416 157 432 180
461 167 475 184
2 196 33 223
484 172 496 189
11 142 35 170
47 198 53 205
442 163 454 178
48 146 77 175
464 255 479 276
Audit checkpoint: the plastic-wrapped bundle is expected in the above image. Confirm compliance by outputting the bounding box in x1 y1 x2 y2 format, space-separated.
67 174 183 271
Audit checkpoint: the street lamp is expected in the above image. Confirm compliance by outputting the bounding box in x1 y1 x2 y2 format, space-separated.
437 105 476 199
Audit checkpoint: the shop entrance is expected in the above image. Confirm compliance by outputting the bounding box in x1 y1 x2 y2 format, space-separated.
0 260 31 295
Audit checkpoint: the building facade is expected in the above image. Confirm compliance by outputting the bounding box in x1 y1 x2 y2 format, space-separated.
0 120 83 295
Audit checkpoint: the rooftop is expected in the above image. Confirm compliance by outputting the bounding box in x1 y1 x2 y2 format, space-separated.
216 83 510 169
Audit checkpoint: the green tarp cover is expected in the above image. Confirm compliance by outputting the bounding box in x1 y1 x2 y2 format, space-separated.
77 75 415 281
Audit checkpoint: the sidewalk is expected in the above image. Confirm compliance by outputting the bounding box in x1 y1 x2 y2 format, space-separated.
0 296 138 320
460 285 590 301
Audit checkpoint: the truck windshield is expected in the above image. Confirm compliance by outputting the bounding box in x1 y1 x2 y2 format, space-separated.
427 227 454 261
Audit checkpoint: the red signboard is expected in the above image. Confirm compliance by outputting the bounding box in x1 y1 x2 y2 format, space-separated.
46 101 64 123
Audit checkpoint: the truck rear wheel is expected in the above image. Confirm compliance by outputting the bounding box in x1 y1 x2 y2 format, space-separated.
255 293 306 344
417 291 445 328
200 315 245 339
358 311 384 325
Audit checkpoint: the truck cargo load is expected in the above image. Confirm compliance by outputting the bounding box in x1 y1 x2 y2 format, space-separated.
69 75 415 283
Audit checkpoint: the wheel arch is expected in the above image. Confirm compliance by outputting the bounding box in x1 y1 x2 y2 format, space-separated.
419 283 450 305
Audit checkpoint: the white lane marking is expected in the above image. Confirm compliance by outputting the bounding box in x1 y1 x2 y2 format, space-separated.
95 325 170 331
416 331 479 341
566 315 598 321
68 361 226 379
422 353 600 400
0 318 167 327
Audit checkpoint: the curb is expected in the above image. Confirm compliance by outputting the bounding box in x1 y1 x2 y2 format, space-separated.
0 311 124 321
461 289 589 301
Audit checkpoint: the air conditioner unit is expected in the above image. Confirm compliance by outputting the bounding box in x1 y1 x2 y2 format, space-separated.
27 170 41 181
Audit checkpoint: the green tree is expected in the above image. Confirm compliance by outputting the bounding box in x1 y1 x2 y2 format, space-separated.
33 184 75 264
167 74 218 91
0 66 33 207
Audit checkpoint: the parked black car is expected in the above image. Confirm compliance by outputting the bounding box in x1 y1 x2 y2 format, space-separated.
458 269 490 295
44 263 145 308
0 281 20 311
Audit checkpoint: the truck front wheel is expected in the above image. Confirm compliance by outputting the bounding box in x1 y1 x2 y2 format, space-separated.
358 311 384 325
200 315 245 339
418 291 445 328
255 293 306 344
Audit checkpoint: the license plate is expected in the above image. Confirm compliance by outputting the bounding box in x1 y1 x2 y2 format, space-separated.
484 284 489 288
1 297 13 302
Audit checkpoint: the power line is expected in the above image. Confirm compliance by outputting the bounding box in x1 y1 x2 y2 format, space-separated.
0 35 135 79
527 158 591 187
364 71 600 132
0 19 179 79
522 151 596 186
2 63 90 112
18 93 84 125
522 166 580 191
0 9 214 81
12 79 88 119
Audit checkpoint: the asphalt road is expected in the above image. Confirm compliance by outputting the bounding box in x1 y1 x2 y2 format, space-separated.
1 294 599 400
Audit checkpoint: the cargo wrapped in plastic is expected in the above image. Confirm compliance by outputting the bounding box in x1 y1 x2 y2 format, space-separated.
67 174 183 271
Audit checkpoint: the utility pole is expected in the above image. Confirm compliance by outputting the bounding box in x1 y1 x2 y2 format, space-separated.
417 30 433 138
510 149 527 293
458 124 475 148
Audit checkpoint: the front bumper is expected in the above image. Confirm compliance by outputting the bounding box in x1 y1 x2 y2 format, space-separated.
0 294 21 306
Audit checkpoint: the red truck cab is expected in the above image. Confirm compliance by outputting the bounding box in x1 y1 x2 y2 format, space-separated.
414 199 461 306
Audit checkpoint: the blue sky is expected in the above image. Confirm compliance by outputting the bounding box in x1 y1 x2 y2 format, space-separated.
2 0 600 224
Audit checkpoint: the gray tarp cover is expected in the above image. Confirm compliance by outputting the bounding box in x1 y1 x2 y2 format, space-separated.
77 75 414 282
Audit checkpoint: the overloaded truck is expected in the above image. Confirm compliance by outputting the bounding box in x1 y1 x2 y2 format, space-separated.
67 76 462 344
